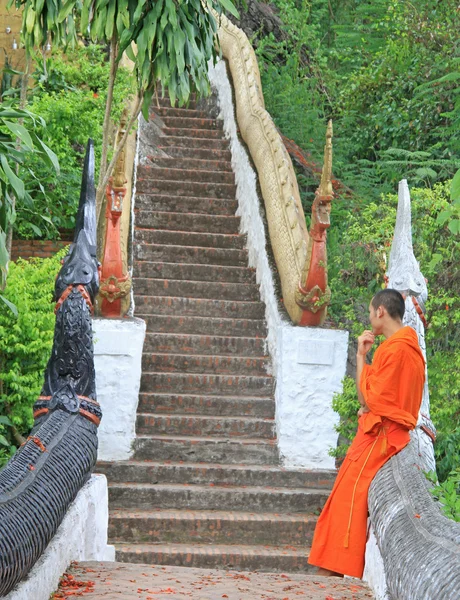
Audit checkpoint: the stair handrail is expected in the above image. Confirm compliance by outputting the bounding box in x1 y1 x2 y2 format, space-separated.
216 13 332 326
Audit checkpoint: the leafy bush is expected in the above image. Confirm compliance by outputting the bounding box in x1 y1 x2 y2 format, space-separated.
258 0 460 198
14 45 135 240
329 376 360 460
0 252 64 466
426 469 460 522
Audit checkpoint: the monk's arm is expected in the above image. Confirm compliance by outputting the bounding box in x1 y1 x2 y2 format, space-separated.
356 330 374 411
356 354 367 408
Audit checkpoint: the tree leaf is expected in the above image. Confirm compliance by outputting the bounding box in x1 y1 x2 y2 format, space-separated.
0 295 17 317
57 0 77 24
217 0 240 18
0 434 10 447
451 168 460 202
0 155 24 200
448 219 460 235
36 139 60 175
3 121 34 150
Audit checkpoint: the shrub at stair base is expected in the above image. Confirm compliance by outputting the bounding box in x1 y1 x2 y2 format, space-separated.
0 252 65 465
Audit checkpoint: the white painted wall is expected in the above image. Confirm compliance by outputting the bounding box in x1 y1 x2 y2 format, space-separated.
276 325 348 468
5 474 115 600
209 60 348 469
364 527 390 600
93 317 146 461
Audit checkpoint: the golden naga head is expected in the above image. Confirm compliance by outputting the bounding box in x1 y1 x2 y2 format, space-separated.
311 120 333 231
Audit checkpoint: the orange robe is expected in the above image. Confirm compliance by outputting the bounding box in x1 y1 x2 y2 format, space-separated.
308 326 425 578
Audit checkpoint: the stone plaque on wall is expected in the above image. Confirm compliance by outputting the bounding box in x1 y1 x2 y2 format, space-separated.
297 340 335 365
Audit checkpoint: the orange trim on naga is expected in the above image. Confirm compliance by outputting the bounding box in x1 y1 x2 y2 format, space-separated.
79 409 101 426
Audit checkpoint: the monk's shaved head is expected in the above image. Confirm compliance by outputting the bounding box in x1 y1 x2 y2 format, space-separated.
371 289 405 321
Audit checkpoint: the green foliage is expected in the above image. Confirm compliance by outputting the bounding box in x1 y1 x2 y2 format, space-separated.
0 251 64 466
257 0 460 198
426 469 460 522
437 169 460 235
329 376 360 459
14 0 240 111
0 101 59 295
13 45 135 239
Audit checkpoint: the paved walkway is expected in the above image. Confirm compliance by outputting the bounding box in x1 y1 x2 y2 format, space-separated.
52 562 374 600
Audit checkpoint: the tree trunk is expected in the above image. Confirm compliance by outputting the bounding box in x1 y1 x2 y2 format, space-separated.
96 34 119 224
5 56 31 262
96 92 144 224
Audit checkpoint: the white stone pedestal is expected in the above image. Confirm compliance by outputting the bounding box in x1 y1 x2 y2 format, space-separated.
275 325 349 469
93 317 146 461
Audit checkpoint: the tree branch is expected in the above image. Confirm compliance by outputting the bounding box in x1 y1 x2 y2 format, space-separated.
6 56 31 261
95 92 144 225
96 34 119 222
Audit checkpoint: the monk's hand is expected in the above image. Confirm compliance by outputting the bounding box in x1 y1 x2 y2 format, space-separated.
358 406 370 418
357 330 375 356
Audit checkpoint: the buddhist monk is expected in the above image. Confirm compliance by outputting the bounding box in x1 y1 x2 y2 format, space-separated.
308 288 425 579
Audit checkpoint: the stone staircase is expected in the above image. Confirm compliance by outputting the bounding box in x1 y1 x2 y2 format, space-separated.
96 95 336 572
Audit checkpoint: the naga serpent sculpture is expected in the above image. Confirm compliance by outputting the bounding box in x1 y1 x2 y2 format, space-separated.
0 140 101 596
216 12 332 326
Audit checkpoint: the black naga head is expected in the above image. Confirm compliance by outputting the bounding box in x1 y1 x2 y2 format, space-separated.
39 139 100 403
55 139 99 303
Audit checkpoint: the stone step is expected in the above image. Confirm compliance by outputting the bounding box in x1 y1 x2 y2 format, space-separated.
108 509 317 546
135 210 240 232
158 135 229 151
142 332 266 357
162 126 225 140
133 262 256 285
108 483 327 513
135 228 247 249
134 243 247 266
161 116 223 130
140 372 274 397
135 194 237 216
136 175 236 200
138 314 266 337
134 297 265 320
134 279 260 302
137 165 234 185
152 107 210 119
114 542 314 573
133 435 279 464
146 155 232 173
136 394 275 417
136 414 275 439
141 353 269 376
97 461 335 489
154 96 197 109
163 145 232 162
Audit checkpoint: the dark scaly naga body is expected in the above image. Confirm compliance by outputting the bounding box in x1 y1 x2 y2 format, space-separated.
0 140 101 597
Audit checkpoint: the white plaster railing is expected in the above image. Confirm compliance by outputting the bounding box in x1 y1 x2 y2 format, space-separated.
367 441 460 600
